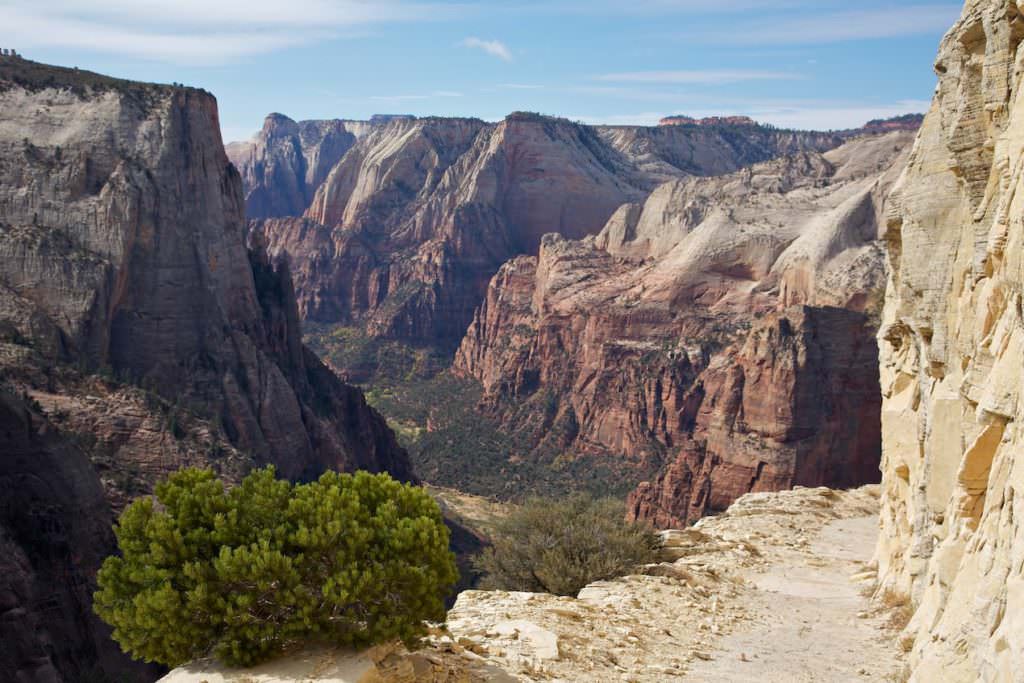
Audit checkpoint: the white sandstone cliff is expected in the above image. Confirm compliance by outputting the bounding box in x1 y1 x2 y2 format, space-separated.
875 0 1024 679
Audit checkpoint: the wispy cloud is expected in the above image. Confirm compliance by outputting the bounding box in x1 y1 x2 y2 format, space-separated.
595 69 801 84
497 0 825 16
698 5 961 44
0 0 459 63
369 90 465 102
460 37 513 62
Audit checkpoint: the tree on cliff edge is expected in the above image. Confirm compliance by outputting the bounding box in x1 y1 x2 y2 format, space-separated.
93 467 457 667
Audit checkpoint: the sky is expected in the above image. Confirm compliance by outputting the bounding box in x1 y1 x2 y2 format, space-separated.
1 1 962 143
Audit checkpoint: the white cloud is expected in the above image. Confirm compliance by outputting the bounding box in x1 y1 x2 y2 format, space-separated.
595 69 801 84
0 0 457 64
699 5 961 44
460 37 513 62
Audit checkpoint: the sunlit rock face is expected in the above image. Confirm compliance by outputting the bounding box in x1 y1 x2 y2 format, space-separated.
873 1 1024 680
247 113 847 348
453 132 913 520
0 57 411 682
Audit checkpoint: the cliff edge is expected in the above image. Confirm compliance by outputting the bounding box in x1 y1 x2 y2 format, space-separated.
875 0 1024 679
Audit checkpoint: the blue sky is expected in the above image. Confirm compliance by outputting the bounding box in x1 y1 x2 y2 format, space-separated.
2 1 961 142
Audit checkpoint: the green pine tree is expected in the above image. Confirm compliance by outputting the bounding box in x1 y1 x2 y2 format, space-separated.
94 467 457 667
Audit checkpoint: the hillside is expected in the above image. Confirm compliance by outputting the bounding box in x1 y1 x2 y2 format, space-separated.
0 56 410 682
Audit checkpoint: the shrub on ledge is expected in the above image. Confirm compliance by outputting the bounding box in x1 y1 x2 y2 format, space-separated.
476 493 660 597
93 467 457 668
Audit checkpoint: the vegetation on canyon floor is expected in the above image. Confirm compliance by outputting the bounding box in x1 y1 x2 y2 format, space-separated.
305 324 657 501
93 467 457 668
476 493 661 596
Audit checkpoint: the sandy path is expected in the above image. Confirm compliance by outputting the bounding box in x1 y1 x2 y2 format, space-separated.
684 515 902 682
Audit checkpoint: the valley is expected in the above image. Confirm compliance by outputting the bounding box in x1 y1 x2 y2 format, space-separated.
2 0 1023 679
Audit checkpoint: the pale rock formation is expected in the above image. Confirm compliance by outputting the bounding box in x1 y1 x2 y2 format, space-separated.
157 642 515 682
226 114 372 219
248 114 847 348
0 59 410 682
874 0 1024 680
454 133 913 520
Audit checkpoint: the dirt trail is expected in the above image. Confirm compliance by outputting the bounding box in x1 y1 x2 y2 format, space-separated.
685 515 903 682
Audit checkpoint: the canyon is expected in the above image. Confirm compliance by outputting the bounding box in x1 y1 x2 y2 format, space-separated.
236 111 847 348
231 108 920 508
0 57 409 682
3 0 1023 677
454 132 913 523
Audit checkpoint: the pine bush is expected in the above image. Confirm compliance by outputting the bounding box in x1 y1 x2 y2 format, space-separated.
475 493 660 596
93 467 457 667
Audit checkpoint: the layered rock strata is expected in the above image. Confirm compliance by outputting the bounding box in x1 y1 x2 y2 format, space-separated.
874 0 1024 679
454 132 914 523
247 113 847 348
226 114 374 219
0 57 410 681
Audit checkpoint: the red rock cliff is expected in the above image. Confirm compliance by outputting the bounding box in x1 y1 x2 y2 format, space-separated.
454 132 913 525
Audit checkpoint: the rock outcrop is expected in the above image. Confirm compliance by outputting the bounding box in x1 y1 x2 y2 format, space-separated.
226 114 375 219
247 114 846 350
874 0 1024 680
159 485 901 682
0 57 411 681
455 132 914 523
0 390 159 683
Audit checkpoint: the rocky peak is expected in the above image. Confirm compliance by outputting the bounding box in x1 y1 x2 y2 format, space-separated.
453 131 912 515
0 60 411 682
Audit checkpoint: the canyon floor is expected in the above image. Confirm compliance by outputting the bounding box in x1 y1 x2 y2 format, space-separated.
161 485 908 682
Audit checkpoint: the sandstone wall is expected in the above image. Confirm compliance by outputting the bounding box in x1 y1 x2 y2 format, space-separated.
454 134 912 517
248 113 850 350
875 0 1024 679
0 58 411 682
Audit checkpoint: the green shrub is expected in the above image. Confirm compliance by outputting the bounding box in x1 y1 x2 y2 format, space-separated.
94 467 458 668
475 493 660 596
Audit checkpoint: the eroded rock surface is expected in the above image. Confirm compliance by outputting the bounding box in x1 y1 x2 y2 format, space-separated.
227 114 375 219
248 114 846 348
454 133 913 522
874 0 1024 679
0 57 410 681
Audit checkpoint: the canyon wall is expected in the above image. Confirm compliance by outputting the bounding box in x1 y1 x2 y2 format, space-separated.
0 57 410 681
455 132 914 523
226 114 374 219
245 114 847 350
875 0 1024 679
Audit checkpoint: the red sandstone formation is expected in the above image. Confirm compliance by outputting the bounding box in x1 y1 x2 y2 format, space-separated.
243 113 845 349
454 132 914 526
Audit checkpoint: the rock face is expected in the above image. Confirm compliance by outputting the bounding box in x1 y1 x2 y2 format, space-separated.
0 390 159 683
455 132 914 523
0 57 411 681
226 114 374 219
874 1 1024 680
247 113 846 349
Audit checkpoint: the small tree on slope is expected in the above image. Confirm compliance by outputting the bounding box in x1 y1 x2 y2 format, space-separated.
93 467 457 667
476 493 660 597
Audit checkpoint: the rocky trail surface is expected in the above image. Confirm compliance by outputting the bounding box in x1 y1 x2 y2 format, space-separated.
159 486 908 682
684 514 904 682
